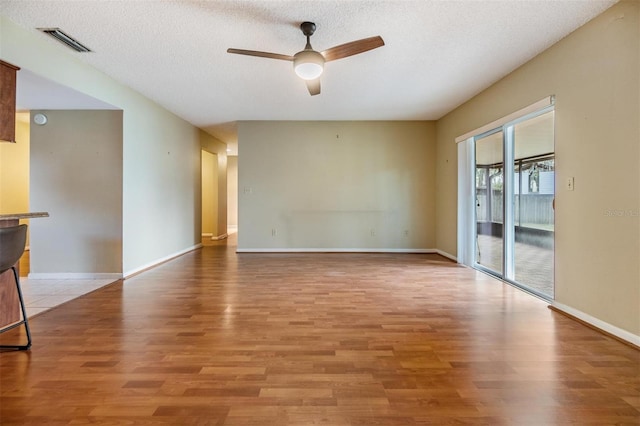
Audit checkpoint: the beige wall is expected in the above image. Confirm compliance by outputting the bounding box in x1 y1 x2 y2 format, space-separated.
201 150 218 236
227 156 238 228
30 110 123 277
435 1 639 334
0 113 29 215
238 121 436 250
2 16 204 276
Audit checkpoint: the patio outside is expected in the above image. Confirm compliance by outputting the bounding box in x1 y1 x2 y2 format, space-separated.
476 233 554 297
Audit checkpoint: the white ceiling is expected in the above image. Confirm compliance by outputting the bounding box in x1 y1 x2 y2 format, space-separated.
1 0 616 154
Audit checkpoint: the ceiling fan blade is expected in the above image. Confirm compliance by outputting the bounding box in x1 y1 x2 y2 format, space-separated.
321 36 384 62
227 48 294 61
306 78 321 96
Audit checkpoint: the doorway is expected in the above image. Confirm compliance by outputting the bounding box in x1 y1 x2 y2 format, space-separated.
201 150 219 239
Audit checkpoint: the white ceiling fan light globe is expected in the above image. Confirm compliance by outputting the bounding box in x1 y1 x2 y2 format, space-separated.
295 63 323 80
293 50 325 80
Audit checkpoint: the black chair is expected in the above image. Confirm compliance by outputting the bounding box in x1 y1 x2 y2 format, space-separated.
0 224 32 350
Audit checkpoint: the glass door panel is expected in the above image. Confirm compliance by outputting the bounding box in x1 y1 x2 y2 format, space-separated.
512 111 555 297
475 131 504 275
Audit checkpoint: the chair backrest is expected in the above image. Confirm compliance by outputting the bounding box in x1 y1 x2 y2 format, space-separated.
0 225 28 274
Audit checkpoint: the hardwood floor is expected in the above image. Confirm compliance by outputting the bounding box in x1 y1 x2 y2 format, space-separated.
1 234 638 425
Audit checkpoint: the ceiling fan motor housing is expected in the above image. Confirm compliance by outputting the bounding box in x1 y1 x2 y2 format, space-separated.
300 22 316 37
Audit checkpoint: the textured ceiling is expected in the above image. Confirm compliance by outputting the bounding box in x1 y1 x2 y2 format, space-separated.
0 0 617 154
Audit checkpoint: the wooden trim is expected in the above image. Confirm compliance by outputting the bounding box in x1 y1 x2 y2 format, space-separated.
0 60 20 71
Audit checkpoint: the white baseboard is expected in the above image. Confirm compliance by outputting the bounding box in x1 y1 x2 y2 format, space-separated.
237 248 437 253
435 249 457 262
27 272 122 280
551 301 640 347
123 243 203 278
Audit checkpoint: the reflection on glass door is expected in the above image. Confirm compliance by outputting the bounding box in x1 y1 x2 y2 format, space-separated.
512 110 555 298
473 108 555 299
475 130 503 275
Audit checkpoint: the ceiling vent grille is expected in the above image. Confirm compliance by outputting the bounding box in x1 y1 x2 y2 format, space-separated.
38 28 91 52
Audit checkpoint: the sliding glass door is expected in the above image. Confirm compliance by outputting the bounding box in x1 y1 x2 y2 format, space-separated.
475 130 504 275
473 108 555 299
512 110 555 296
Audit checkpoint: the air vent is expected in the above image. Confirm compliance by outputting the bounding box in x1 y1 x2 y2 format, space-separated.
38 28 91 52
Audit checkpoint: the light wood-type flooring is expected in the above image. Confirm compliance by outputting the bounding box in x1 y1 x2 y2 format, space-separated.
1 234 638 425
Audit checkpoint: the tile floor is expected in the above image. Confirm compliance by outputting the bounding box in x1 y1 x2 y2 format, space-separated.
19 278 118 318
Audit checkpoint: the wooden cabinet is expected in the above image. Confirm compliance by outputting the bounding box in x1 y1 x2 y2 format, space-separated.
0 60 20 143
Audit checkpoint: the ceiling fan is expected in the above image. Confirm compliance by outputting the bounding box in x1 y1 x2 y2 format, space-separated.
227 22 384 96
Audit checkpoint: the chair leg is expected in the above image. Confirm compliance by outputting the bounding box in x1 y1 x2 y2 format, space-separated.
0 266 32 351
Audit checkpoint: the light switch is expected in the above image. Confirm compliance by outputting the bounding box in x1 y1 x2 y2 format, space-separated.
566 177 574 191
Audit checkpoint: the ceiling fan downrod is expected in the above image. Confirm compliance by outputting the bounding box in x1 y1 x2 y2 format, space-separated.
300 21 316 50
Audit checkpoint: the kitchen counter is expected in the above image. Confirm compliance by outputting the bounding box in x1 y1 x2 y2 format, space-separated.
0 212 49 222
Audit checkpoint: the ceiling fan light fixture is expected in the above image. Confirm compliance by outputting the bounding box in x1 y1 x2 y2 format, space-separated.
227 21 384 95
293 50 325 80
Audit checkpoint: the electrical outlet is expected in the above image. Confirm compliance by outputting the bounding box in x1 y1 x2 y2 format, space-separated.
271 228 277 237
370 229 376 237
404 230 409 237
